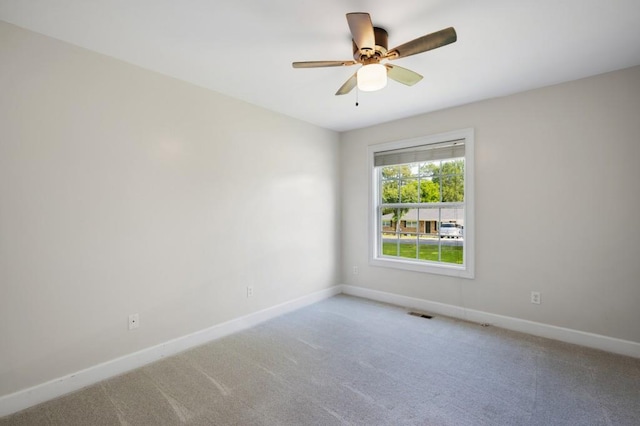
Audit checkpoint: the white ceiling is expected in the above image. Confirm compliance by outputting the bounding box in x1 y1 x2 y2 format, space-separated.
1 0 640 132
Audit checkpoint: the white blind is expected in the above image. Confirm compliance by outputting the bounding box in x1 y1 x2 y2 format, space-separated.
374 139 465 167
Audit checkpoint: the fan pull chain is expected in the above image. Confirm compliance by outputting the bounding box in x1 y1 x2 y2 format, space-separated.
355 86 359 107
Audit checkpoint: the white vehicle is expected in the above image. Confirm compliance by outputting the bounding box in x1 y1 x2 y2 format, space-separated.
439 223 463 239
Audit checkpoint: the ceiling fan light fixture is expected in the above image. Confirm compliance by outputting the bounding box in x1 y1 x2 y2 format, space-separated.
357 63 387 91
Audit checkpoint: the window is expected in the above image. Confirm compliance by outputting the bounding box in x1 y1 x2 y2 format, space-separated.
368 129 474 278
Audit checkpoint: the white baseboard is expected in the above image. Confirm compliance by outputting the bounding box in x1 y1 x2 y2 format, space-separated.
4 284 637 418
340 284 640 359
0 285 341 418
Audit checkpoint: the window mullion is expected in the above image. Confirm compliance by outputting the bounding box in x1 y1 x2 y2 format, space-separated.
380 202 464 209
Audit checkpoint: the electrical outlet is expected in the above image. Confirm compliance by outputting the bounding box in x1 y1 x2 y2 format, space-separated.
128 313 139 330
247 286 254 298
531 291 541 305
353 266 359 275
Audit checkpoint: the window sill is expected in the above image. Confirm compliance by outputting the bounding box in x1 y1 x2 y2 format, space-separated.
370 256 474 279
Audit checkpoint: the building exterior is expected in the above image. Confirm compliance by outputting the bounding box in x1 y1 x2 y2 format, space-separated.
381 208 464 235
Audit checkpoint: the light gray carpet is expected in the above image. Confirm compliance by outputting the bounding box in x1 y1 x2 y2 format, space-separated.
2 295 640 425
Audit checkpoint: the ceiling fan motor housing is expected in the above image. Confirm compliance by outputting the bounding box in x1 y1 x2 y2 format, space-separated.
352 27 388 62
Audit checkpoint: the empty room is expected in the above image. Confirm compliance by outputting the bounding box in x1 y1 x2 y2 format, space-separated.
1 0 639 424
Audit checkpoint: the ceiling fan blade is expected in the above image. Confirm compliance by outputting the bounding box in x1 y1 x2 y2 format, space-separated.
292 60 357 68
346 12 375 52
387 27 457 60
335 73 357 95
385 64 423 86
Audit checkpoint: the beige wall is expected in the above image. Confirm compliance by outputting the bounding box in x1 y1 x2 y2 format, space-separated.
0 21 340 397
341 66 640 343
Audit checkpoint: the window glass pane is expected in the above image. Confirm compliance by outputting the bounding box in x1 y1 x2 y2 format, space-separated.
381 166 400 179
438 208 465 234
419 178 439 203
398 235 418 260
415 209 434 238
440 159 465 175
416 238 440 262
381 179 399 203
399 208 419 233
399 179 418 204
442 175 464 202
440 159 465 202
419 162 438 178
381 233 399 257
381 208 402 232
441 242 464 264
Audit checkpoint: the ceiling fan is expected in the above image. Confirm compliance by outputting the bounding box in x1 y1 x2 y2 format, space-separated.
292 12 457 95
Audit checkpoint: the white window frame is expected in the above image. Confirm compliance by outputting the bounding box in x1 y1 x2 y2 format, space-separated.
368 128 475 279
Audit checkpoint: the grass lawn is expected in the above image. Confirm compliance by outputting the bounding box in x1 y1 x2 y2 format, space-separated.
382 242 463 264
